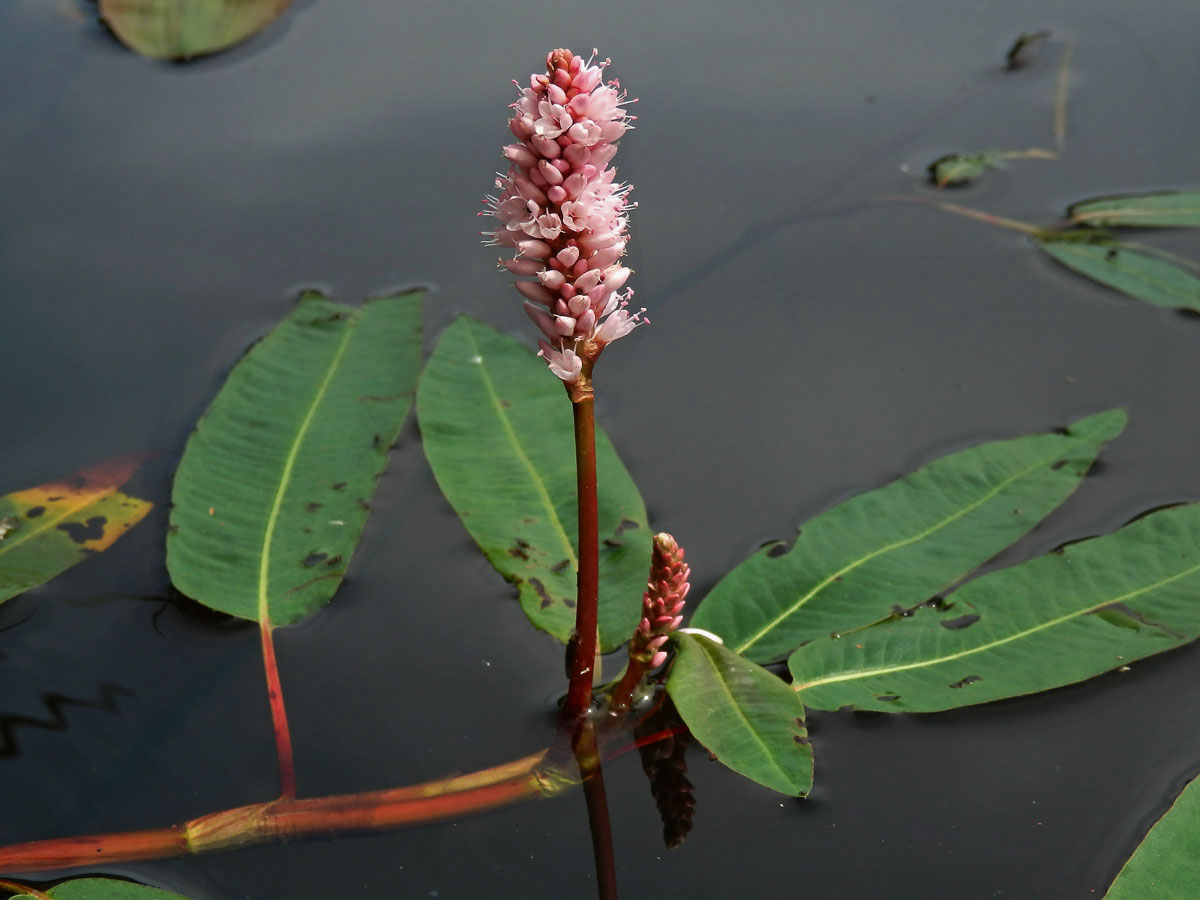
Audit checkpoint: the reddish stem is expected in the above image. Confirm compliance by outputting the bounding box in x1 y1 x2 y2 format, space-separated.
563 393 600 722
0 752 555 874
260 620 297 800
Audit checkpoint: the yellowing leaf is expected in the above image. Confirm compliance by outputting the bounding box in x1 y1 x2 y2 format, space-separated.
0 456 153 602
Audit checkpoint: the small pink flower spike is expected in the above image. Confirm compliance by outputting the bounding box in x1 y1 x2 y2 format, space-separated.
629 533 690 667
483 49 645 385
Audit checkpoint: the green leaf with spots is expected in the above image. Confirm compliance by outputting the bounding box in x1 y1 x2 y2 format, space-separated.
0 456 152 603
1037 238 1200 311
790 502 1200 713
9 877 197 900
166 290 423 625
99 0 293 61
1069 191 1200 229
417 317 650 651
666 633 812 796
1104 774 1200 899
690 410 1125 663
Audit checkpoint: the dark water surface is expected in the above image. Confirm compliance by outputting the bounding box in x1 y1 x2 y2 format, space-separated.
3 1 1200 897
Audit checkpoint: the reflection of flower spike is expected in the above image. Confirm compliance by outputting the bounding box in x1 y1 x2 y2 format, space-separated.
483 49 645 382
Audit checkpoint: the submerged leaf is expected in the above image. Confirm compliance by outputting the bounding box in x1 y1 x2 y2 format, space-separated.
167 290 423 625
99 0 293 60
790 503 1200 712
1103 774 1200 899
10 877 197 899
1037 238 1200 311
1069 191 1200 229
690 410 1125 663
928 148 1056 187
667 633 812 796
417 317 650 652
0 456 152 603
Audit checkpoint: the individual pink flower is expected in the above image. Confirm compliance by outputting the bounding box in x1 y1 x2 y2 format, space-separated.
482 49 645 385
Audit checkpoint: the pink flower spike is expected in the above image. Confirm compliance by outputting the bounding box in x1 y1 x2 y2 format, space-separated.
483 49 646 379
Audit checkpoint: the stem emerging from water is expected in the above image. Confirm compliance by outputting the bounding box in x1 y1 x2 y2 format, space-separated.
563 360 600 723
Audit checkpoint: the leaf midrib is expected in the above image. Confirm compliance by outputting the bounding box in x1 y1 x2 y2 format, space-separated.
735 417 1113 656
0 489 117 557
463 327 577 570
257 320 356 623
690 637 795 787
794 555 1200 692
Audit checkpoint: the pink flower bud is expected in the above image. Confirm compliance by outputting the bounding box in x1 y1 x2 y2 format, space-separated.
502 258 544 275
515 280 555 306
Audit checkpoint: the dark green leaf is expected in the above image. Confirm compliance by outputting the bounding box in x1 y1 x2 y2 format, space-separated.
1004 29 1051 70
167 291 423 625
1037 238 1200 311
667 633 812 796
1104 775 1200 899
927 148 1055 187
1070 191 1200 228
0 456 152 603
691 410 1125 663
790 503 1200 712
417 317 650 652
99 0 292 60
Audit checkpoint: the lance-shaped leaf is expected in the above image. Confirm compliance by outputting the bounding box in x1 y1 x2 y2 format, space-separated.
1037 238 1200 312
10 877 197 900
417 317 650 651
1103 774 1200 899
691 410 1125 663
0 456 152 603
1069 191 1200 229
667 633 812 796
790 502 1200 713
99 0 292 61
167 291 423 625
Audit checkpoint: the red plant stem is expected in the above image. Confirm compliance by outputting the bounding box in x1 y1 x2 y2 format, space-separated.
260 620 297 800
607 657 646 716
563 391 600 722
573 721 618 900
0 752 554 875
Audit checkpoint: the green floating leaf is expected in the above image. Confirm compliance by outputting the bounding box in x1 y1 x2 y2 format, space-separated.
99 0 292 60
10 877 197 900
927 148 1056 187
691 410 1125 663
417 317 650 652
791 502 1200 713
1070 191 1200 229
666 633 811 796
167 290 423 625
1037 238 1200 312
0 456 152 603
1104 775 1200 899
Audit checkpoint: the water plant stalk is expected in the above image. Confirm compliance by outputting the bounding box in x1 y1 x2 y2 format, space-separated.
259 620 297 799
564 362 600 722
